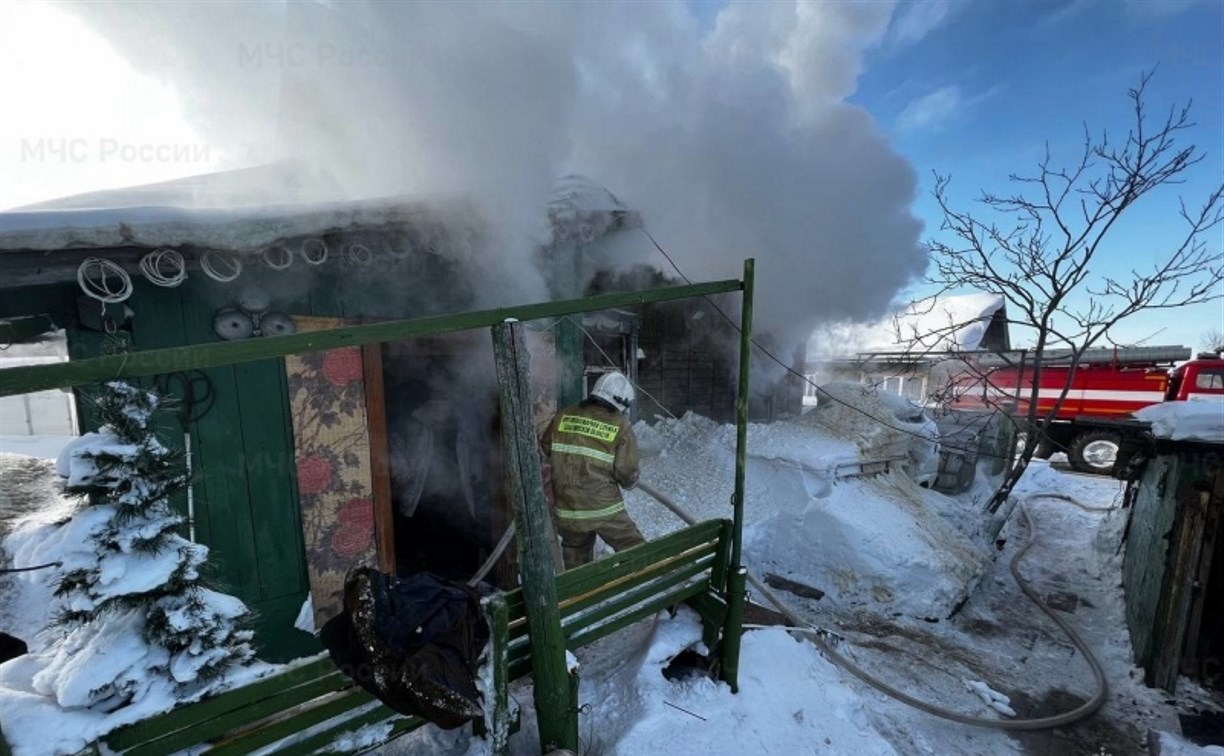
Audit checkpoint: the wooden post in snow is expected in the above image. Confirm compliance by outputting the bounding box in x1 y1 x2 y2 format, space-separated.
490 319 577 753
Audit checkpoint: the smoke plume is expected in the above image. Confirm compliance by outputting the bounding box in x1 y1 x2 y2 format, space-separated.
58 0 926 343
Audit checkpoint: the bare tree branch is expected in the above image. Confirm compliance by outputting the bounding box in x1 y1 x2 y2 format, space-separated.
923 70 1223 512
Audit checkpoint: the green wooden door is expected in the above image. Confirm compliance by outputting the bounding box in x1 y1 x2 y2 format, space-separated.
66 279 318 661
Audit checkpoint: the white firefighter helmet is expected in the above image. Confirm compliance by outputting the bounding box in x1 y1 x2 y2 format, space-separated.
591 371 634 413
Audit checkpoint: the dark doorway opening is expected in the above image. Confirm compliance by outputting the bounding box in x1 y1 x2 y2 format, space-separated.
381 334 506 587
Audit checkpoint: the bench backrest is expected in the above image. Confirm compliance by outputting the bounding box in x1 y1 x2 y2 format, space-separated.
499 518 732 679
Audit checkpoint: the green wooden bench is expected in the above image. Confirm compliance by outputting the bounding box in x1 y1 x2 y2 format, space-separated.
101 656 428 756
0 518 733 756
482 517 735 742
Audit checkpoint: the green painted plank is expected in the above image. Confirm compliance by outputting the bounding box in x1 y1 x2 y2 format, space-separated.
205 690 377 756
307 262 346 319
128 281 192 528
245 590 322 663
501 520 725 617
508 580 709 679
123 680 359 756
277 706 428 756
65 326 108 434
560 555 713 627
567 580 710 649
485 595 511 756
506 560 713 669
233 358 306 600
176 290 260 603
106 659 341 752
0 279 743 396
193 364 262 602
560 552 709 631
276 708 402 756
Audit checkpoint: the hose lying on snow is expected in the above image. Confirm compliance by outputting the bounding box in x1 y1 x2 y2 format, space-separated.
635 481 1109 732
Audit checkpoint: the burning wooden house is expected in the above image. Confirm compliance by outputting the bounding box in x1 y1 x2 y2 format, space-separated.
0 169 752 665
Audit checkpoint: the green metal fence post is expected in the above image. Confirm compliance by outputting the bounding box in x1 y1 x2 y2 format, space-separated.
721 257 754 691
721 566 749 693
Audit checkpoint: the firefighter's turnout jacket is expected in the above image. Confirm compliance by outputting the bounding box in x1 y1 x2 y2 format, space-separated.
541 399 640 524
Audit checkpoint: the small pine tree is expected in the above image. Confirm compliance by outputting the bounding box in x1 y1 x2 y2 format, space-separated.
43 381 254 712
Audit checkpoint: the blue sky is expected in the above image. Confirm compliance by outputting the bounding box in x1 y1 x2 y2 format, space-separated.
850 0 1224 351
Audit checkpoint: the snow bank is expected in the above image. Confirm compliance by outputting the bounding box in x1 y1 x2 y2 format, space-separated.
628 411 988 619
611 616 899 755
747 473 987 617
1135 401 1224 443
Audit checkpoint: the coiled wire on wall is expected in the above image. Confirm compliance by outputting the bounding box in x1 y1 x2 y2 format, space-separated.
201 250 243 283
138 248 188 288
77 257 133 304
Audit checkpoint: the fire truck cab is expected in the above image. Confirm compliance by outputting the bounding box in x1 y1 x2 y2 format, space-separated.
950 348 1224 476
1165 355 1224 402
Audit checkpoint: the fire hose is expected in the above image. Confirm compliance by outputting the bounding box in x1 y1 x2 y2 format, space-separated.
634 481 1108 732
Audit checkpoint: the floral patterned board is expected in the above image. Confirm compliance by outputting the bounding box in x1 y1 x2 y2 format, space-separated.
286 318 377 628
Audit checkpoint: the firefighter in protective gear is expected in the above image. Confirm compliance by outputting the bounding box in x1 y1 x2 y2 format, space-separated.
541 371 646 570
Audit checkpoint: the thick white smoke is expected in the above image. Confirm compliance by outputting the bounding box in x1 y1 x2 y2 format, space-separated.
57 0 926 344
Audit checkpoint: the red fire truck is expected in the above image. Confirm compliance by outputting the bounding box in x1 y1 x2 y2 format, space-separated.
949 346 1224 474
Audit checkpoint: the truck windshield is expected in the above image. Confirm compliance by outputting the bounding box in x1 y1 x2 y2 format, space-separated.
1196 369 1224 390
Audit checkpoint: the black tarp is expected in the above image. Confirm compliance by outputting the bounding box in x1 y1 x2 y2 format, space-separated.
321 568 489 729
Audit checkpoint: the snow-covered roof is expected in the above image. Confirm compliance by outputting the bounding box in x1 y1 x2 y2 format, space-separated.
0 166 637 255
0 163 461 254
808 292 1006 359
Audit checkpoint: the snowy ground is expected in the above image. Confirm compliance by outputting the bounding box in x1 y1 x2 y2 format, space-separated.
2 412 1223 755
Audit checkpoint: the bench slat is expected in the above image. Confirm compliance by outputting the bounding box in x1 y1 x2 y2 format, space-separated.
508 579 710 679
507 558 713 674
565 556 713 634
107 657 340 751
556 520 724 597
507 542 718 642
501 520 726 616
306 704 430 753
558 547 716 622
206 690 377 756
119 671 353 756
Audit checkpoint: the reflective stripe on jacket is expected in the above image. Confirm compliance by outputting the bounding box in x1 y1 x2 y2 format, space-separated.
541 400 639 519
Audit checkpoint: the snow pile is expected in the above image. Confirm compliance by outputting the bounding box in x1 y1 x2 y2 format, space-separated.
1135 401 1224 443
627 409 988 619
610 615 900 755
799 382 941 485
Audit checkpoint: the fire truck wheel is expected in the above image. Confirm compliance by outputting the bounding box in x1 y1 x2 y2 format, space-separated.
1068 431 1122 474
